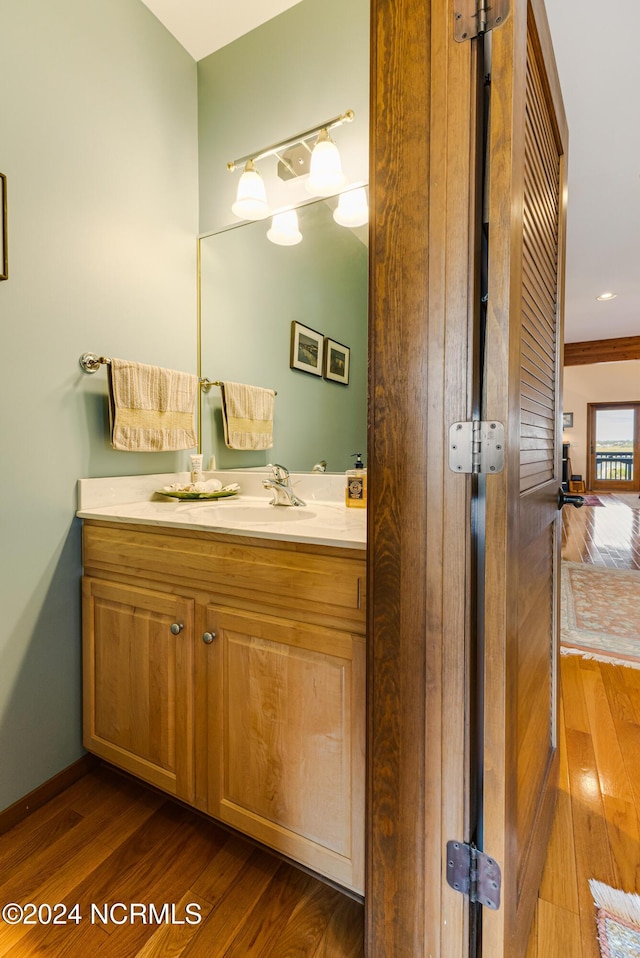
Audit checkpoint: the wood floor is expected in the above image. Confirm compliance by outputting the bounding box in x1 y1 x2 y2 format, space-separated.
561 491 640 570
526 493 640 957
0 765 364 957
2 493 638 958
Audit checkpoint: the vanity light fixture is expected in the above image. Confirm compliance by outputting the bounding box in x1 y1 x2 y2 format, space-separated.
333 186 369 228
231 159 271 221
596 291 617 301
305 129 347 197
227 110 355 218
267 209 303 246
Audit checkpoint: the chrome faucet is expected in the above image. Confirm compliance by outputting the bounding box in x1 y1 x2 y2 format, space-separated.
262 464 306 507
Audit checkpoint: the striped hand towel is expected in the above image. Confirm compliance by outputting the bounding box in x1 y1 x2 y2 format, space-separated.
220 381 275 451
108 358 197 451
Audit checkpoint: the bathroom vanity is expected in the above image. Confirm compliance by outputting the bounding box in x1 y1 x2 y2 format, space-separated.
78 473 366 894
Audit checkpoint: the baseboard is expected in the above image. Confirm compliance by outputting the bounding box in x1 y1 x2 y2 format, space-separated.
0 753 99 836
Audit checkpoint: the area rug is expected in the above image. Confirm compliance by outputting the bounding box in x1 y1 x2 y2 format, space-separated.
581 494 605 506
561 561 640 668
590 880 640 957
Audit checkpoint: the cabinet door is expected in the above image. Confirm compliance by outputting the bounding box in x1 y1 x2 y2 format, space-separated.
202 606 365 893
83 577 194 801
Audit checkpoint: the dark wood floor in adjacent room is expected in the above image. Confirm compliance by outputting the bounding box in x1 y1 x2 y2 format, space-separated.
0 765 364 957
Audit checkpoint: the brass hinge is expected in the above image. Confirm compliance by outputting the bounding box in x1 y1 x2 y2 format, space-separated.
449 421 504 475
446 841 502 910
454 0 510 41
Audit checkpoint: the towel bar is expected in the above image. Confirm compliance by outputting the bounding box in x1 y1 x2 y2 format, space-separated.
79 353 223 390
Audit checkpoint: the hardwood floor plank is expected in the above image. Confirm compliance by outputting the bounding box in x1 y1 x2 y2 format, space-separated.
191 834 256 905
222 863 316 957
179 849 281 958
610 715 640 833
580 662 634 803
311 891 365 958
2 915 112 958
560 656 590 734
600 663 640 727
82 816 230 955
0 834 115 954
601 794 640 893
0 808 83 876
538 700 579 913
535 899 582 958
259 883 350 958
134 892 213 957
565 727 614 958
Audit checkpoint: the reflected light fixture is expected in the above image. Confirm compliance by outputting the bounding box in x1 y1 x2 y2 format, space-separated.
231 159 271 221
227 110 355 218
305 129 347 197
333 187 369 228
596 291 617 301
267 210 302 246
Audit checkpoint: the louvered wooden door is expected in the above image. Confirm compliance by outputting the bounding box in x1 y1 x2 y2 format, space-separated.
481 1 567 955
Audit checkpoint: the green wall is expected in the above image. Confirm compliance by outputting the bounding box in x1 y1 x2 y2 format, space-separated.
0 0 369 815
0 0 198 812
200 198 367 472
197 0 370 234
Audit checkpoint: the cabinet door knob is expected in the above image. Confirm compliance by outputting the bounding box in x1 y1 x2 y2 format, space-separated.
170 622 184 635
202 632 216 645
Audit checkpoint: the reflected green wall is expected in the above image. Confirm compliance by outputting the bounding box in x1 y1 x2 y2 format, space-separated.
200 199 367 472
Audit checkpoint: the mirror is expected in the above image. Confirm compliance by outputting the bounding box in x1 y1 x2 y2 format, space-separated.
199 190 368 473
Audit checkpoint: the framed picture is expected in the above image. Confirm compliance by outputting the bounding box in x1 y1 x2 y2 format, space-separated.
563 412 573 428
290 321 324 377
0 174 7 281
324 337 350 385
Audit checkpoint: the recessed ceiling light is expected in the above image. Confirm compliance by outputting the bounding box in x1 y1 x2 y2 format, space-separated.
596 291 617 301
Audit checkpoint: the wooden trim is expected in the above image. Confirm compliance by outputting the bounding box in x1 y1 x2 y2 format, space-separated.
367 0 474 953
587 401 640 492
0 754 98 836
564 336 640 366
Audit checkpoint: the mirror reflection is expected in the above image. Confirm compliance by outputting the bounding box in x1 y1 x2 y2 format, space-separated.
199 191 368 473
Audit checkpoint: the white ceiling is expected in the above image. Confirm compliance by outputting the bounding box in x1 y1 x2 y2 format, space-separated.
139 0 304 62
141 0 640 345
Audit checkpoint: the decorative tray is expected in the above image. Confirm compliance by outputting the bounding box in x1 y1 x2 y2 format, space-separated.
156 481 240 501
156 488 239 501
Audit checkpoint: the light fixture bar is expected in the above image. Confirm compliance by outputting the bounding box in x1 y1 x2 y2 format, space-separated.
227 110 355 172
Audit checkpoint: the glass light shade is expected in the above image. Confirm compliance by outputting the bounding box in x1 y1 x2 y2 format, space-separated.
231 161 271 220
333 187 369 228
267 210 302 246
305 130 346 196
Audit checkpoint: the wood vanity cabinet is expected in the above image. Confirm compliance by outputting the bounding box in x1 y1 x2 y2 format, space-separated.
81 520 366 894
82 578 195 802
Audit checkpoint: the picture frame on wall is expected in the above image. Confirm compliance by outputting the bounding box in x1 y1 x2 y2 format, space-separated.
563 412 573 428
290 321 324 377
0 174 7 281
324 337 350 385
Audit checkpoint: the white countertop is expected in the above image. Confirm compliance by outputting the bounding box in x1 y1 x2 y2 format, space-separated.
77 471 367 551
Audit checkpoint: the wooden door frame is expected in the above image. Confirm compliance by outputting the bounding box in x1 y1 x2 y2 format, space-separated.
587 401 640 492
367 0 479 953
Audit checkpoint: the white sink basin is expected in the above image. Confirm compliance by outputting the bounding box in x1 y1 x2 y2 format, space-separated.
201 503 316 524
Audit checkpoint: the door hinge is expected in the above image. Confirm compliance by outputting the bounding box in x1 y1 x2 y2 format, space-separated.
449 421 504 475
446 841 502 910
454 0 510 41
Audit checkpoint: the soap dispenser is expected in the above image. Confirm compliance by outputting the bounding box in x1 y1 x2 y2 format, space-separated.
345 453 367 508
